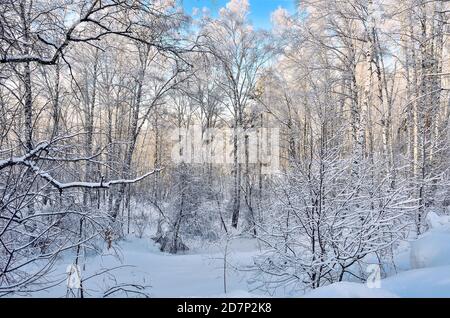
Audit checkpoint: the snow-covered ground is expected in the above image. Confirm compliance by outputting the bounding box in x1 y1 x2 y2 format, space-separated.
306 212 450 298
12 212 450 298
304 265 450 298
22 237 262 298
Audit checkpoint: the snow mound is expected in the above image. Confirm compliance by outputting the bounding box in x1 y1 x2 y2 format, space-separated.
410 212 450 269
381 265 450 297
303 282 398 298
410 232 450 269
426 211 450 230
304 213 450 298
304 265 450 298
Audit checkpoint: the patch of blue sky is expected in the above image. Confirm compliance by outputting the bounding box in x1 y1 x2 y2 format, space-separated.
182 0 297 29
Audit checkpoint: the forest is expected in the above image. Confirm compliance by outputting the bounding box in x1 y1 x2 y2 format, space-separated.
0 0 449 298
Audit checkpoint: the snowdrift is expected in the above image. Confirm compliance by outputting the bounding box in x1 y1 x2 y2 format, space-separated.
305 212 450 298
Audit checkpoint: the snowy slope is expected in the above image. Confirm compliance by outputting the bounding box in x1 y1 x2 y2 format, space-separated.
11 213 450 298
305 212 450 298
304 265 450 298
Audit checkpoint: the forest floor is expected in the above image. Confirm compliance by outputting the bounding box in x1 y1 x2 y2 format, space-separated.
14 212 450 298
307 212 450 297
25 237 263 298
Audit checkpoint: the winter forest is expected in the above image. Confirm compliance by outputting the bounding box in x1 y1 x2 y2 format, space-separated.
0 0 450 298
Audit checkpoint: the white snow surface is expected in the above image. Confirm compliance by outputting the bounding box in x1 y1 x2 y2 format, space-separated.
304 282 399 298
306 212 450 298
11 212 450 298
19 237 263 298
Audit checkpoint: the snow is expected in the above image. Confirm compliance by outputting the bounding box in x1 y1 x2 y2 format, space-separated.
304 265 450 298
380 265 450 297
426 211 450 229
19 237 263 298
304 282 398 298
410 232 450 269
410 211 450 269
304 212 450 298
10 213 450 298
0 141 159 191
0 141 49 169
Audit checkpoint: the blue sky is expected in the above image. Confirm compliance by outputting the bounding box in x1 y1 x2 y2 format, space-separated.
182 0 297 29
